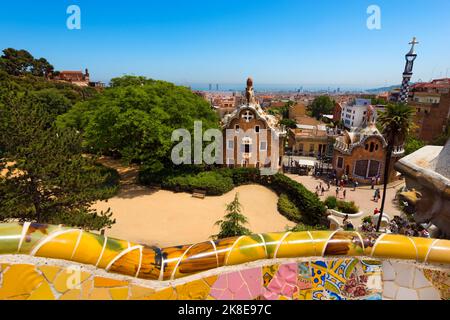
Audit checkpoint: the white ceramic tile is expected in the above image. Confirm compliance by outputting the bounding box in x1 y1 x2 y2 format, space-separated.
394 263 414 288
382 261 395 281
413 269 432 289
396 287 419 300
418 287 441 300
382 281 398 299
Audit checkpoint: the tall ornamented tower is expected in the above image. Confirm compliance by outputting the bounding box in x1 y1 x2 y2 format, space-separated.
398 37 419 104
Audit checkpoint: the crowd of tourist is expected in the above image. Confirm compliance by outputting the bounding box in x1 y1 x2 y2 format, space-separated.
360 215 430 238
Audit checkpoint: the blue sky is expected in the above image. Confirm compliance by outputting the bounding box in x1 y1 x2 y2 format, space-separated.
1 0 449 88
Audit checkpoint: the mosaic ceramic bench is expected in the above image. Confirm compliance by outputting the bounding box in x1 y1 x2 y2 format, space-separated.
0 222 449 300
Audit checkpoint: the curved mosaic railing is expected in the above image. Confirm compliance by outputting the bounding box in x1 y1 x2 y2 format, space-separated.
1 222 450 282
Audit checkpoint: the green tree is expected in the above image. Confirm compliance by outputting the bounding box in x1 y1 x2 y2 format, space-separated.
404 136 425 155
213 193 251 239
57 76 219 179
0 95 115 230
309 96 335 119
280 118 297 129
31 57 54 77
0 48 34 76
376 103 414 231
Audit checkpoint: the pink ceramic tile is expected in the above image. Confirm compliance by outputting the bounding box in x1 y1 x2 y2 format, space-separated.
234 285 252 300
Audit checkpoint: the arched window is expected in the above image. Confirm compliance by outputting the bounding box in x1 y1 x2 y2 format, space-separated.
369 142 375 152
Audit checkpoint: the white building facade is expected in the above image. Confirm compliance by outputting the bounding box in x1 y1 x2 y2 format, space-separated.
341 99 377 130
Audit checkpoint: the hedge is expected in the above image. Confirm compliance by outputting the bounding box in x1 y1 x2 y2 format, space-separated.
277 194 302 222
161 171 234 196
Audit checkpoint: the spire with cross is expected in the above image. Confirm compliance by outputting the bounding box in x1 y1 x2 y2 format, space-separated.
398 37 419 104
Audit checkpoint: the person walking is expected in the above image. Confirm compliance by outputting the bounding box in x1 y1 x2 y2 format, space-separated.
326 181 330 191
371 177 375 189
335 187 339 198
353 180 358 191
343 189 347 199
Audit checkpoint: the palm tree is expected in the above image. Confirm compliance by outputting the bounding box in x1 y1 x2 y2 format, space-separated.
213 193 251 239
376 103 415 232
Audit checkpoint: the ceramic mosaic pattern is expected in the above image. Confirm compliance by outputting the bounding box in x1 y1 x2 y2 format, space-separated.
382 261 450 300
1 223 450 282
0 222 450 300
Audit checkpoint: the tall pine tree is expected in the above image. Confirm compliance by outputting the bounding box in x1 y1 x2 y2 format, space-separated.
0 93 115 230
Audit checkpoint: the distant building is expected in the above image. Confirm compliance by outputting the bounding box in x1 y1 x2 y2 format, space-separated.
287 124 332 158
333 124 404 184
52 69 90 87
333 102 342 123
341 98 377 129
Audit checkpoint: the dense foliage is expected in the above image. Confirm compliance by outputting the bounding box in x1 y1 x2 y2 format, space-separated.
57 76 219 178
213 193 251 239
0 53 116 230
0 95 117 230
0 48 53 77
308 96 335 120
404 136 426 155
162 171 234 196
277 194 302 222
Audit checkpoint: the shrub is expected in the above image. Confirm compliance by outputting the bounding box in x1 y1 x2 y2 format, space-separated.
263 173 327 226
162 171 234 196
336 200 359 214
277 194 302 222
324 196 359 214
324 196 338 210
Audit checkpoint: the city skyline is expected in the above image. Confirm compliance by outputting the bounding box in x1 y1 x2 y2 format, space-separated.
1 0 449 87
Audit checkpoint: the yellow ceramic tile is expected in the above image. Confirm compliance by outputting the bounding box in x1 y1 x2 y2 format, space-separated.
109 287 129 300
81 279 93 300
130 285 156 299
6 294 30 300
427 240 450 264
95 238 130 269
28 281 55 300
71 232 105 266
410 237 435 262
94 276 129 288
203 275 218 287
276 232 316 258
309 231 335 256
88 288 112 300
53 268 91 293
372 234 417 260
175 279 210 300
38 265 62 283
34 230 81 260
0 264 45 299
142 287 176 300
225 235 267 266
59 289 81 300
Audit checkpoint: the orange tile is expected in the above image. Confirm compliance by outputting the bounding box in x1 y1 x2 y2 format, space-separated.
94 276 129 288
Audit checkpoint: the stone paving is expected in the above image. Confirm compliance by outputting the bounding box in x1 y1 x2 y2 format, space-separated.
285 174 404 228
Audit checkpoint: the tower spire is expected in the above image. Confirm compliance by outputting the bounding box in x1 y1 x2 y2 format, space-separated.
398 37 419 104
